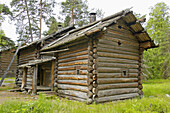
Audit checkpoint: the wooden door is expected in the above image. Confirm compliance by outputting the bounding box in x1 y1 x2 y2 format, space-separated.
40 62 52 87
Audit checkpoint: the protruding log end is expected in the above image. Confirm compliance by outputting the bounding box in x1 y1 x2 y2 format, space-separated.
138 85 143 90
138 90 143 95
87 91 93 98
86 98 93 105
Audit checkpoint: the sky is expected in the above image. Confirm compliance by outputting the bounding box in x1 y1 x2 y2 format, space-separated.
1 0 170 42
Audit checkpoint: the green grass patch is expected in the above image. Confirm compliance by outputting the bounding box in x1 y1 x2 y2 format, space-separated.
0 95 169 113
143 79 170 97
0 77 15 80
0 79 170 113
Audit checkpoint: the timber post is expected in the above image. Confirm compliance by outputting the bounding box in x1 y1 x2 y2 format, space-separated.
87 38 93 104
92 38 98 102
54 53 58 94
51 60 55 91
138 47 144 96
21 67 27 90
32 64 38 95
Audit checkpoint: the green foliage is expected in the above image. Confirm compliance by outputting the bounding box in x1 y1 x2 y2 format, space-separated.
0 30 15 48
61 0 89 27
60 0 104 27
0 4 12 26
11 0 56 43
143 2 170 79
43 16 59 36
0 79 170 113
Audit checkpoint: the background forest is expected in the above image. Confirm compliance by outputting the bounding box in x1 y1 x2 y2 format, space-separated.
0 0 170 80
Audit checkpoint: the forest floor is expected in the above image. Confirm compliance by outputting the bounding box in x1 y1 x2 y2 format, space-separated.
0 79 170 113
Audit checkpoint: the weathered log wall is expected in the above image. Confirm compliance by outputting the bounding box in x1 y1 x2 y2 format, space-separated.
56 38 89 102
16 67 34 87
0 49 17 77
16 46 37 87
95 24 140 103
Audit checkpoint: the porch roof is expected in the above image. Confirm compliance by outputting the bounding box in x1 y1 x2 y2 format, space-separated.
18 57 56 68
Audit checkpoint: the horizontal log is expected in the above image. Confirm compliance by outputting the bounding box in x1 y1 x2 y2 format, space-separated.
95 93 139 103
18 78 32 82
97 46 139 56
58 84 88 92
19 51 36 57
97 62 139 69
98 88 139 97
57 75 88 80
58 45 87 57
19 54 36 60
58 55 88 63
58 90 87 99
58 70 88 75
97 73 138 78
99 38 139 50
58 94 87 102
98 43 139 53
98 52 139 60
97 67 138 73
58 80 88 86
97 78 138 84
97 57 139 64
58 60 88 67
106 28 138 42
59 50 88 59
97 82 138 90
58 38 88 51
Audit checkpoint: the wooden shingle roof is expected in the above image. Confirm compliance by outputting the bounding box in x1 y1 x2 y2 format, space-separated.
41 8 157 51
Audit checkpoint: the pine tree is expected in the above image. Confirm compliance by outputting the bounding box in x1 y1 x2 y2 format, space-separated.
11 0 56 43
60 0 104 27
43 16 59 36
0 4 14 49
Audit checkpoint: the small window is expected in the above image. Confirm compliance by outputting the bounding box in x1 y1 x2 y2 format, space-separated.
121 69 129 77
118 25 122 29
122 70 127 77
118 41 122 46
76 69 80 75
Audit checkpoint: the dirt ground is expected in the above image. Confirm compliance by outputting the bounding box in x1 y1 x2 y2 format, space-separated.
0 84 38 104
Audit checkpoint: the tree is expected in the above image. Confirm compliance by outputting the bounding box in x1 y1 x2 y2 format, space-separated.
0 30 15 49
39 0 56 38
143 2 170 79
0 4 12 26
0 4 14 49
11 0 56 43
61 0 104 27
43 16 59 36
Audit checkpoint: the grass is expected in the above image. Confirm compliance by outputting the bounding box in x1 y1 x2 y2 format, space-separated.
0 77 16 80
0 79 170 113
0 84 16 91
0 77 15 84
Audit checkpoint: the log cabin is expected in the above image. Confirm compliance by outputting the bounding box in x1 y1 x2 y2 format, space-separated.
16 9 157 104
0 48 17 77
